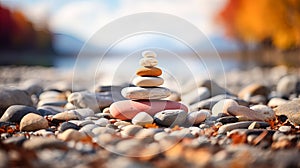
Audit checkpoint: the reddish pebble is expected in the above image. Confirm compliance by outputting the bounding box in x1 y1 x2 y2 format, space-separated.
109 100 188 120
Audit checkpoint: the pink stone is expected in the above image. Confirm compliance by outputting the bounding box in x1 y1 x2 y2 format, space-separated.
109 100 188 120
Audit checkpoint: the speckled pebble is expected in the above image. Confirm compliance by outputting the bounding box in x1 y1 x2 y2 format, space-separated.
94 118 110 127
154 109 187 127
250 104 275 121
132 112 154 126
121 125 143 138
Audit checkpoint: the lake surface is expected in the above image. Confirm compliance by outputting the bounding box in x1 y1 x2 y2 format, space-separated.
54 54 241 91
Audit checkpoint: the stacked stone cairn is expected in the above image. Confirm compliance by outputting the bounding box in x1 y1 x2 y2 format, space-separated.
110 51 188 120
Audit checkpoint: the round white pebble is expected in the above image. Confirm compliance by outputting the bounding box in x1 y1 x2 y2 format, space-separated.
139 58 158 67
142 51 157 58
132 76 164 87
121 86 171 100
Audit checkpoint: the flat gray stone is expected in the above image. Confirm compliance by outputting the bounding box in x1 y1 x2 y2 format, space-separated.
68 120 94 127
37 106 64 116
68 91 114 112
52 110 82 122
190 94 248 111
20 79 43 96
121 125 143 138
276 75 298 97
267 97 288 108
0 87 33 116
58 121 80 132
94 118 110 127
132 112 154 126
183 79 230 97
0 105 39 123
238 83 270 100
228 105 269 121
73 108 94 118
37 99 67 107
154 109 187 127
228 129 275 137
274 99 300 125
79 124 98 135
250 104 275 121
186 110 210 125
216 116 239 124
39 91 66 100
218 121 270 134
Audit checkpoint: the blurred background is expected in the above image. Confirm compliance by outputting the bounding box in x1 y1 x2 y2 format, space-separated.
0 0 299 70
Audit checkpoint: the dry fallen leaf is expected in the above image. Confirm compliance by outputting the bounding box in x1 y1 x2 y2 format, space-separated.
252 130 268 146
228 132 247 145
144 123 159 128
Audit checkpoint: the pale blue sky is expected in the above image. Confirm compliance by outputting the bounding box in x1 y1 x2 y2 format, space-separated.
1 0 238 51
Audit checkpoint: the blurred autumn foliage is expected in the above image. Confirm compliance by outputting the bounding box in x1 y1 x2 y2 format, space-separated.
217 0 300 50
0 5 53 52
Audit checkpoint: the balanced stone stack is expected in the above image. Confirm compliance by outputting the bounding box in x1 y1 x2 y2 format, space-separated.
110 51 188 120
122 51 170 100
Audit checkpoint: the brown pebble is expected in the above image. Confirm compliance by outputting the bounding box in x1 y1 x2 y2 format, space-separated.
136 67 162 77
238 83 269 100
20 113 48 131
57 129 87 141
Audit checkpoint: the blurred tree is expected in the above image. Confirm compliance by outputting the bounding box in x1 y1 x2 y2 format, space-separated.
217 0 300 50
0 5 14 49
11 10 35 50
0 5 53 52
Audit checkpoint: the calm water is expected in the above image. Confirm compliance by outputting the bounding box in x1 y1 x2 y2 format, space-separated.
54 54 240 90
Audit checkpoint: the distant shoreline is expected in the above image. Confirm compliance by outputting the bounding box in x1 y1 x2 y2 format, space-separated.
0 49 299 68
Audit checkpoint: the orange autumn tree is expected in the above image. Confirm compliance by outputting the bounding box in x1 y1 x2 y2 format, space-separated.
217 0 300 50
0 5 53 52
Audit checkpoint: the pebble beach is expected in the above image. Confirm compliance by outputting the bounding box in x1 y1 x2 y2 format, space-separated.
1 54 300 167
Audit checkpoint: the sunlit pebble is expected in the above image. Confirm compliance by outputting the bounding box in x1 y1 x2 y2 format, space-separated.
109 119 117 124
142 50 157 58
